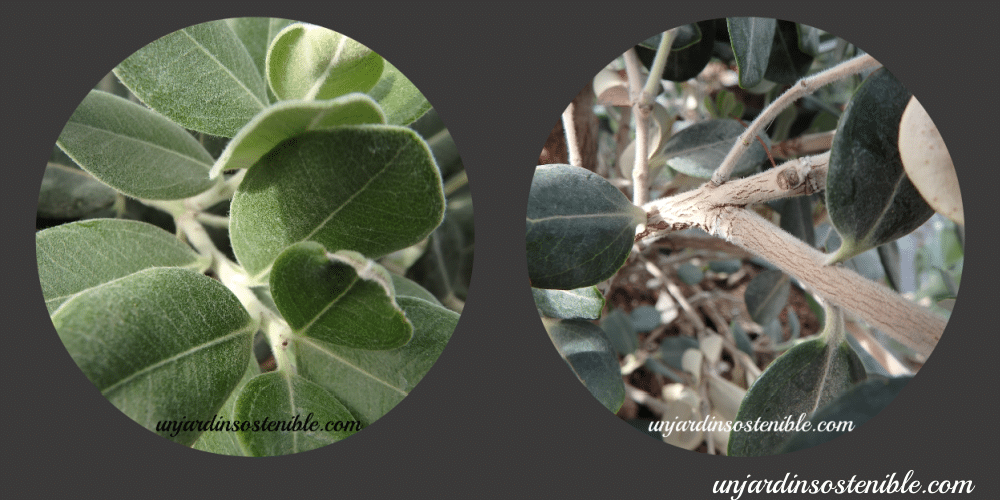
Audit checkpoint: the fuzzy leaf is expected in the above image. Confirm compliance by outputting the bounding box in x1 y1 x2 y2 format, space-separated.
526 164 646 290
391 273 442 305
56 90 216 199
368 60 431 126
114 19 269 137
192 357 261 456
295 296 458 425
271 242 412 350
51 268 254 446
226 17 295 79
661 119 770 179
601 309 638 355
229 126 445 279
546 319 625 413
37 219 205 313
234 371 360 456
727 17 776 88
209 94 386 178
728 337 866 456
827 68 933 263
266 23 383 101
37 163 117 219
532 286 605 320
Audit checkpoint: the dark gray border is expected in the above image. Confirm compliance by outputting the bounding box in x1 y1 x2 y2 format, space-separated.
6 1 995 497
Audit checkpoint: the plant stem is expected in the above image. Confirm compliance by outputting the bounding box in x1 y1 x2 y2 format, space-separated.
623 48 650 206
710 53 880 186
562 102 582 168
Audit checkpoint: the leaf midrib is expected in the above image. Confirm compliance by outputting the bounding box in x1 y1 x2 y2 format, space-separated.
181 28 267 109
296 336 408 396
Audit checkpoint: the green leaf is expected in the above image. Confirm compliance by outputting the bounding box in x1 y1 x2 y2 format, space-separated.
37 219 205 313
677 262 704 285
225 17 296 79
779 194 815 247
827 68 932 263
209 94 386 178
601 309 638 355
390 273 442 305
731 321 755 357
532 286 605 320
192 356 261 456
266 23 384 101
727 17 776 88
114 19 269 137
51 268 254 446
526 164 645 290
545 319 625 413
728 337 866 456
404 204 474 305
661 119 771 179
368 60 432 126
660 335 699 370
56 90 216 199
796 23 823 57
271 242 412 350
234 371 360 456
744 270 791 327
295 296 458 425
630 305 661 332
779 376 911 453
764 21 814 85
877 241 903 291
38 163 117 220
230 126 445 278
636 21 718 82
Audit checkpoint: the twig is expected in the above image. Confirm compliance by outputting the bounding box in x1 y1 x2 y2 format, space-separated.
711 53 880 186
561 102 582 168
623 48 651 206
772 131 836 159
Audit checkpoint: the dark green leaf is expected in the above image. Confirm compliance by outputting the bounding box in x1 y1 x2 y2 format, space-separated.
660 335 699 370
744 269 790 327
114 19 269 137
38 163 117 220
779 194 815 246
56 90 216 199
230 127 445 279
636 21 718 82
728 337 866 456
37 219 206 313
601 309 638 355
779 377 911 453
532 287 605 320
405 204 473 305
677 262 705 285
827 68 933 263
270 242 412 350
845 333 892 378
234 371 360 456
630 305 661 332
709 259 742 274
877 241 903 291
727 17 776 88
266 23 383 101
796 23 823 57
295 296 458 425
731 320 754 356
661 119 771 179
390 273 442 305
764 21 814 85
526 164 645 290
192 357 261 456
52 268 254 446
546 319 625 413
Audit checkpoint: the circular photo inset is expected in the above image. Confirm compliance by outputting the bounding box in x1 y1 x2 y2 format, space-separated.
528 18 961 456
37 17 471 456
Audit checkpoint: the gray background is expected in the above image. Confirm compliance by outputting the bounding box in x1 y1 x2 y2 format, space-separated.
5 1 995 497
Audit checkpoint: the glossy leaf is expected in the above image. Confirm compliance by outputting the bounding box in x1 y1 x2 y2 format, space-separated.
37 219 205 313
601 309 638 355
266 23 384 101
209 94 386 178
898 97 963 225
827 68 933 263
763 21 814 85
192 357 261 456
636 21 718 82
779 376 911 453
271 242 412 350
234 371 360 456
114 19 269 137
230 126 445 278
56 90 216 199
295 296 458 425
744 270 791 327
728 337 866 456
727 17 776 89
37 163 117 220
546 319 625 413
52 268 255 446
660 119 770 179
368 60 432 126
532 286 605 320
526 164 646 290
